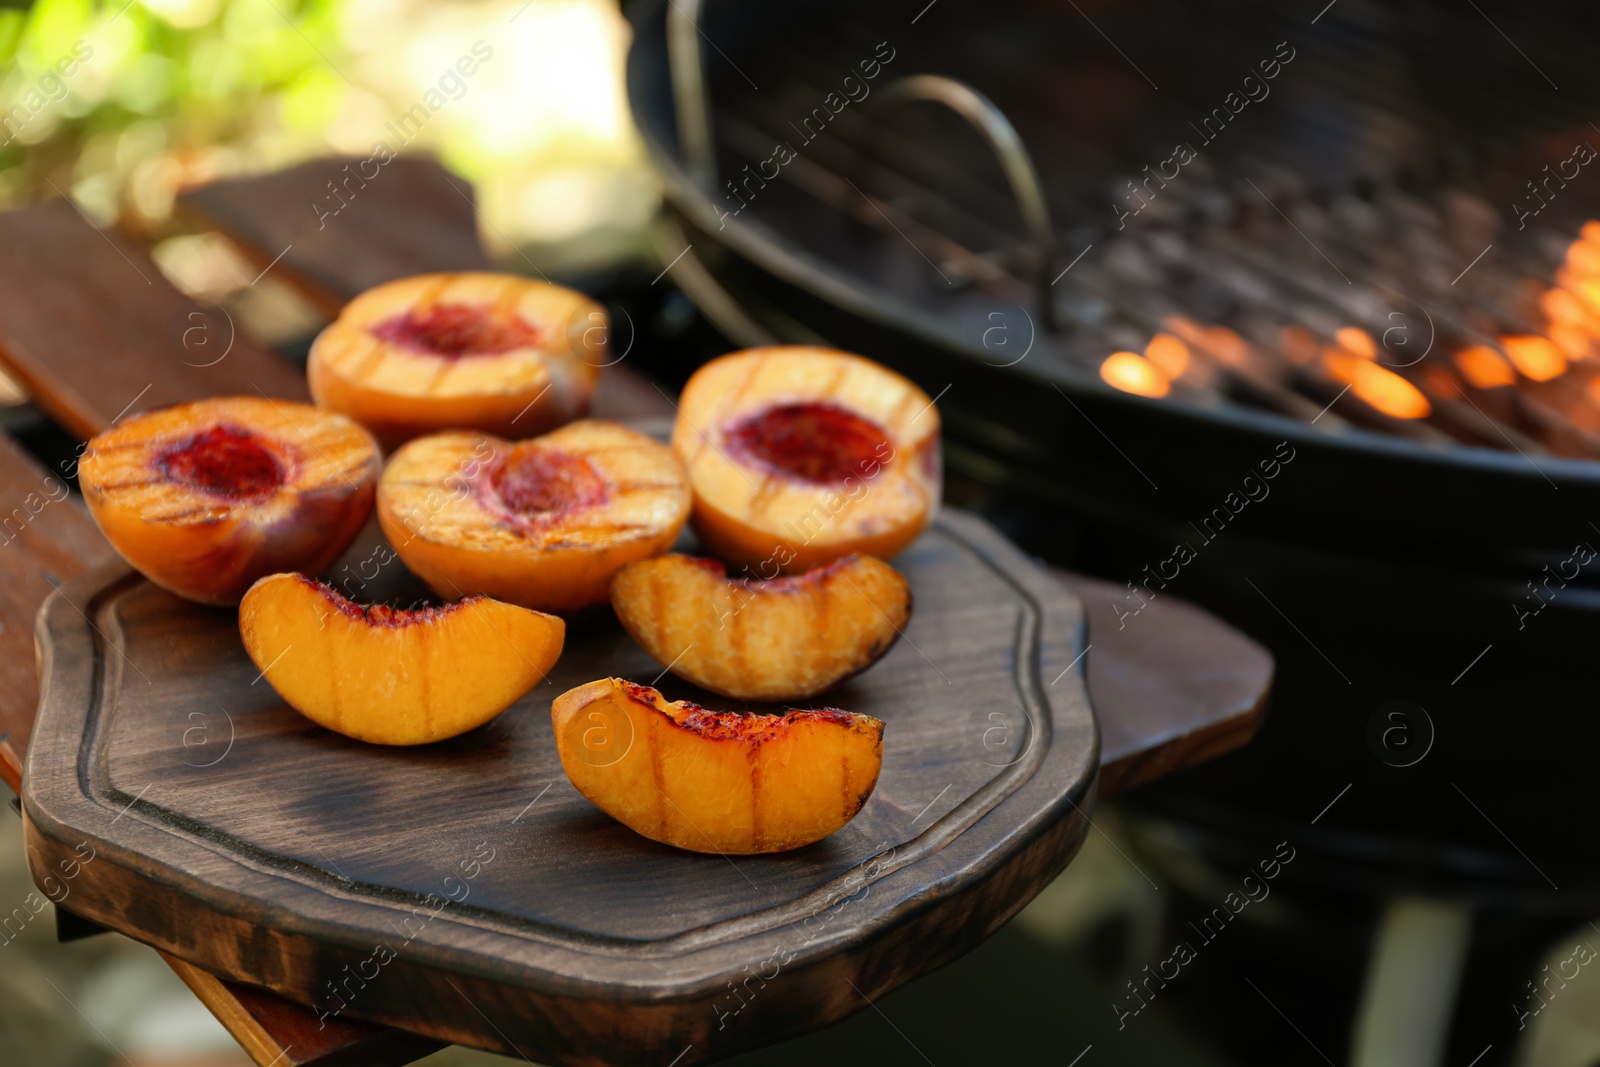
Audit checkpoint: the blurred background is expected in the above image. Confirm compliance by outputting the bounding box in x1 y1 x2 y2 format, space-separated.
0 0 656 260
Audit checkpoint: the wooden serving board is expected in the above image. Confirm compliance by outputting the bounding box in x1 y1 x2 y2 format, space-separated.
23 509 1097 1066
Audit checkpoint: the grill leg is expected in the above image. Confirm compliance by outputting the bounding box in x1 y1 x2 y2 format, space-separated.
1350 896 1474 1067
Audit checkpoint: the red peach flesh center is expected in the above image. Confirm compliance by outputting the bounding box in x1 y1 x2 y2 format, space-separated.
371 303 541 358
157 424 284 500
723 402 891 484
489 446 608 519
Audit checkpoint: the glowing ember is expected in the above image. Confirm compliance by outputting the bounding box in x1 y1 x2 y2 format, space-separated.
1203 326 1250 366
1280 326 1319 365
1454 346 1516 389
1568 279 1600 318
1335 327 1377 359
1567 240 1600 277
1324 352 1430 419
1551 324 1592 359
1501 336 1567 382
1143 333 1190 378
1100 351 1170 398
1542 288 1592 327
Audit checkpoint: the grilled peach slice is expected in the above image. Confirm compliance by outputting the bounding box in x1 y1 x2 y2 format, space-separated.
308 272 604 448
672 346 941 573
552 679 883 853
240 573 563 745
78 397 379 605
610 554 910 700
377 420 691 614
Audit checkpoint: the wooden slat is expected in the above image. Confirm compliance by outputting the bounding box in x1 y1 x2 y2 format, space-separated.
0 433 113 793
0 200 308 440
175 156 490 319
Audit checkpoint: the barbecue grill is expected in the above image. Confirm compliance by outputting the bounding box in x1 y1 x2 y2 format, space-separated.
624 0 1600 1033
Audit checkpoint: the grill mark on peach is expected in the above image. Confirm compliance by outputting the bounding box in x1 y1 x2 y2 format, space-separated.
142 506 229 523
649 568 669 658
728 588 749 687
354 333 388 379
320 603 343 735
749 755 764 851
840 751 851 821
889 386 921 434
609 480 688 492
544 522 660 543
745 471 783 520
823 361 848 404
495 276 522 322
726 351 768 420
647 714 668 840
423 356 457 395
417 273 456 314
695 354 766 468
420 621 432 740
89 478 164 492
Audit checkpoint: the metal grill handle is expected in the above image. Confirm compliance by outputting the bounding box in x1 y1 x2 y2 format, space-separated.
667 0 715 188
869 74 1059 330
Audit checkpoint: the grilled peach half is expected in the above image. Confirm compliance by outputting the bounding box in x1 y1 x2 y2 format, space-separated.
78 397 379 605
610 554 910 700
553 679 883 853
377 420 691 614
308 272 604 448
240 573 564 745
672 346 941 573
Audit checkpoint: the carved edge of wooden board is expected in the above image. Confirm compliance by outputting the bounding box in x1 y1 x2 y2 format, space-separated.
23 509 1098 1064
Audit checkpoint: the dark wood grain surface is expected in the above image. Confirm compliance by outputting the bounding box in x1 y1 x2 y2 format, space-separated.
25 509 1099 1065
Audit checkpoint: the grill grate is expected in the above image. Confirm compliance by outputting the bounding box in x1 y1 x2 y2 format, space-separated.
692 0 1600 459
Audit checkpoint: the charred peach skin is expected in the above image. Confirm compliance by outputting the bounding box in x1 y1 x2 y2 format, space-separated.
240 573 564 745
552 679 883 853
308 272 604 448
78 397 379 605
672 347 941 573
610 554 911 701
377 420 691 614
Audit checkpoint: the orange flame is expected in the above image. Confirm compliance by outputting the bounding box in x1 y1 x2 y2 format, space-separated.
1101 351 1170 398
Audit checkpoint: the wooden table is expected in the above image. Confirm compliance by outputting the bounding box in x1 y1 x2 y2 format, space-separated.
0 156 1271 1065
